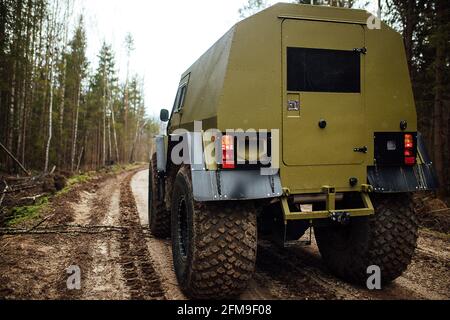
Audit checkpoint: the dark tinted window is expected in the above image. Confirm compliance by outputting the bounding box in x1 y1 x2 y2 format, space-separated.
173 84 187 113
178 85 187 109
287 47 361 93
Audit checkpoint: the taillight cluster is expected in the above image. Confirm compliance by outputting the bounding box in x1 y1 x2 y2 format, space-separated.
404 134 416 166
221 135 235 169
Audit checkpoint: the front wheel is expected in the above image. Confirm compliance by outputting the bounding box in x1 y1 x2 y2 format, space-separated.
314 194 418 285
171 166 257 299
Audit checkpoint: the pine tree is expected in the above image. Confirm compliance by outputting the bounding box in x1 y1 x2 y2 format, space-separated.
66 16 88 172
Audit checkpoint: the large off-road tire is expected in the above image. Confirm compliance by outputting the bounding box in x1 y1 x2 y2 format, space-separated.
148 153 170 238
171 166 257 299
314 194 418 285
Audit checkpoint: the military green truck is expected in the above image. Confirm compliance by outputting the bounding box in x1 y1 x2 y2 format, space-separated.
148 3 437 299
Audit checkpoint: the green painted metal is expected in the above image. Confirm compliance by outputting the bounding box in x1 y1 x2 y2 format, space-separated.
281 191 374 221
167 3 417 195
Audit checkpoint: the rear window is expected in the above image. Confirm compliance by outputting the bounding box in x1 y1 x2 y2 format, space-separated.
287 47 361 93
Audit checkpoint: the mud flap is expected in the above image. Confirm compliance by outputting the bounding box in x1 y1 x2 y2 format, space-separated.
191 170 283 201
155 135 167 173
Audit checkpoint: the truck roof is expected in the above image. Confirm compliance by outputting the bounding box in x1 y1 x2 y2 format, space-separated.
174 3 379 130
181 3 371 78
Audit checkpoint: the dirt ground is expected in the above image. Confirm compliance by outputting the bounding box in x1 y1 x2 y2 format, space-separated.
0 168 449 300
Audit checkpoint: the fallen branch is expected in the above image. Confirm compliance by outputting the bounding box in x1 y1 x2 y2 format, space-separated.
0 224 131 236
0 184 43 195
61 224 130 230
0 229 125 235
0 142 30 176
26 213 56 232
20 194 47 202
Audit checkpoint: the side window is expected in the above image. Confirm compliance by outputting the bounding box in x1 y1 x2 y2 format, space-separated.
177 85 187 112
173 75 190 113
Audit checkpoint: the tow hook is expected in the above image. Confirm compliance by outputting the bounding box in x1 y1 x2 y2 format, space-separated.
330 212 351 225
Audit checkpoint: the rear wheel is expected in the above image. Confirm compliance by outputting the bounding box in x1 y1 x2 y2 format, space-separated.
314 194 418 285
148 153 170 238
171 166 257 299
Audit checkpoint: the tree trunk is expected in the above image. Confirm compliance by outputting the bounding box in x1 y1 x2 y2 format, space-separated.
107 108 112 163
71 84 81 172
102 69 107 167
432 0 446 197
44 54 54 172
111 101 120 163
59 58 67 168
124 85 129 162
76 146 84 172
8 60 16 172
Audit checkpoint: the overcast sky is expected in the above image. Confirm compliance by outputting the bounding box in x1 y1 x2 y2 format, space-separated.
73 0 377 117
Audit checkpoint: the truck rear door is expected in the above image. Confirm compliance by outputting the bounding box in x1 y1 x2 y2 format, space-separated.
282 19 366 167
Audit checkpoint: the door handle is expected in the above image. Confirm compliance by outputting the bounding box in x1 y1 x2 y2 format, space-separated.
354 146 368 153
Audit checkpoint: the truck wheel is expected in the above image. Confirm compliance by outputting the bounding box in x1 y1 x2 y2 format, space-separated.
171 166 257 299
148 153 170 238
314 194 418 285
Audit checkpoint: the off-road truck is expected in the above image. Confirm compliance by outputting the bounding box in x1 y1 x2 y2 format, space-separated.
149 3 437 299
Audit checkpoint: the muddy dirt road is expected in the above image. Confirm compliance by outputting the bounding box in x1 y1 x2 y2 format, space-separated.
0 169 449 300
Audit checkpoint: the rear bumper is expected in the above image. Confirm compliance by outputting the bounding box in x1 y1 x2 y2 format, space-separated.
281 186 375 221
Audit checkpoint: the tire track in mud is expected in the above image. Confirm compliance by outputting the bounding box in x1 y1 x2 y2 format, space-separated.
130 169 187 300
254 232 449 300
3 168 447 300
81 175 128 300
255 242 346 300
118 172 166 300
130 169 450 301
58 174 126 300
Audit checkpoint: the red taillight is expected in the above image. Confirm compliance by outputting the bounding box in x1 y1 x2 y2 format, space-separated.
222 135 235 169
404 134 416 166
405 157 416 165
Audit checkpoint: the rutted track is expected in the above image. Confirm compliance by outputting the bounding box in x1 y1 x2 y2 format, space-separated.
0 169 166 300
118 173 165 300
131 169 450 301
0 168 448 300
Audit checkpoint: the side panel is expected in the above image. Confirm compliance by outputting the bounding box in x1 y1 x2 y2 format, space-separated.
170 28 235 132
364 23 417 134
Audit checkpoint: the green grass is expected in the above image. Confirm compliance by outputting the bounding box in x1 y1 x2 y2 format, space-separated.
6 173 91 227
58 173 91 195
67 173 90 185
7 196 49 227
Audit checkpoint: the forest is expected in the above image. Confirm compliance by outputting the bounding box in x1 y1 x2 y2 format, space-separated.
1 0 449 198
0 0 159 176
0 0 449 302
